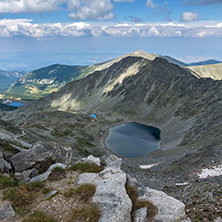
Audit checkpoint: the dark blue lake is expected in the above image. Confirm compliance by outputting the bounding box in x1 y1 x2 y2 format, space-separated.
105 122 160 158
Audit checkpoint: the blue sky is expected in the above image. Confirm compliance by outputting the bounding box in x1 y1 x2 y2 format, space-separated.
0 0 222 71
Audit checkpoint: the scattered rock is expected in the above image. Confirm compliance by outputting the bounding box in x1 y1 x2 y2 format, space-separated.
214 217 222 222
11 141 70 173
138 187 186 222
104 154 122 169
134 207 148 222
30 163 66 182
0 152 12 174
80 155 100 166
0 202 16 220
15 168 39 182
42 191 58 201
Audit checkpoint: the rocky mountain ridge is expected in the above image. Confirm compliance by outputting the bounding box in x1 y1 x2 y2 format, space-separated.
1 55 221 189
4 50 222 100
0 52 221 221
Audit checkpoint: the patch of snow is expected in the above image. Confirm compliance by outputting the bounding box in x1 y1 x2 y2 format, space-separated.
198 164 222 179
140 163 160 169
175 182 189 186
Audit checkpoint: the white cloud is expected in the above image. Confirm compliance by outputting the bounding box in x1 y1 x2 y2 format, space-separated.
1 19 222 38
146 0 158 8
0 19 92 37
0 0 115 21
181 11 200 22
68 0 115 20
0 0 62 13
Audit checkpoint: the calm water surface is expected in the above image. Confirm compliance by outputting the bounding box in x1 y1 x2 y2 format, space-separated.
105 122 160 158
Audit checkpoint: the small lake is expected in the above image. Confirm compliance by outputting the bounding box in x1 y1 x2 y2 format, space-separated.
105 122 160 158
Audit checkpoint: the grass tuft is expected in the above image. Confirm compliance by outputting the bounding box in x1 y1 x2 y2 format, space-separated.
64 183 96 202
75 183 96 202
64 188 75 198
3 187 35 208
22 211 57 222
48 167 66 181
0 173 18 189
2 181 46 214
125 185 138 207
136 200 158 220
68 162 101 173
68 204 100 222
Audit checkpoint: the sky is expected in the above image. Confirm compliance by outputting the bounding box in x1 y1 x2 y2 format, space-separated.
0 0 222 71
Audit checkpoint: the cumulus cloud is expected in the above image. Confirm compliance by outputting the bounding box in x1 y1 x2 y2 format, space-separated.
68 0 114 20
0 0 62 13
0 19 92 37
183 0 222 5
181 11 200 22
0 0 115 21
1 19 222 38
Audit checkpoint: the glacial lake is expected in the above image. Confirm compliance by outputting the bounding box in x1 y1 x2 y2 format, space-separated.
105 122 160 158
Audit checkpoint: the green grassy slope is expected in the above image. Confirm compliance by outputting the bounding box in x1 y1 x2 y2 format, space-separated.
7 64 95 99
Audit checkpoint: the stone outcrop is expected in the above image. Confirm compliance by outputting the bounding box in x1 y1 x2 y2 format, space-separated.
0 202 16 220
78 155 190 222
78 155 132 222
138 187 186 222
10 141 71 173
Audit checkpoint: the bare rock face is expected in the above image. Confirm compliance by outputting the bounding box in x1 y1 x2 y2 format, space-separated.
138 187 186 222
11 141 71 173
78 155 132 222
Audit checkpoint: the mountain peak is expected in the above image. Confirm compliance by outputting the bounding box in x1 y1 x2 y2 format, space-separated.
129 49 159 60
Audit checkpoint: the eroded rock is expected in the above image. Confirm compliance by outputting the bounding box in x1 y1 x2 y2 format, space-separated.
11 141 71 173
138 187 186 222
78 155 132 222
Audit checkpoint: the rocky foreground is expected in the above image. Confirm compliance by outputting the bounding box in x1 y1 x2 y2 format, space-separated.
0 149 191 222
0 140 221 222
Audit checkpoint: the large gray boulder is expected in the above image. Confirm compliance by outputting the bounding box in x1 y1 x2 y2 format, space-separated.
138 187 186 222
11 141 71 173
78 156 132 222
0 202 16 220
